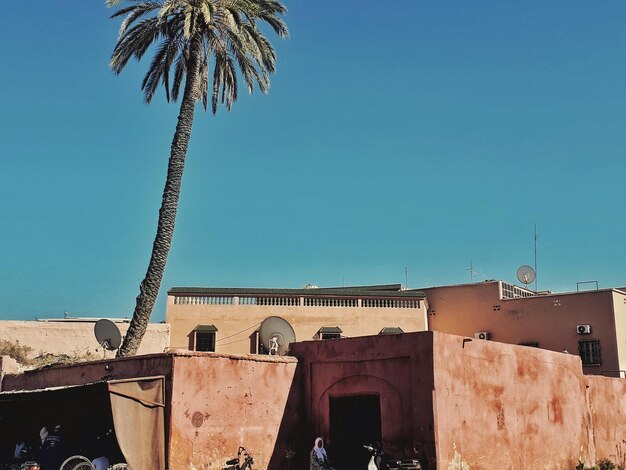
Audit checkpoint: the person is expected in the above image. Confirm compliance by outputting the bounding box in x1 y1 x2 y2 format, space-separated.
13 434 33 464
91 429 114 470
310 437 334 470
91 456 111 470
40 424 63 470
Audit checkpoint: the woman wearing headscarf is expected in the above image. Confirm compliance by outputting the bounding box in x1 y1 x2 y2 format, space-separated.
310 437 334 470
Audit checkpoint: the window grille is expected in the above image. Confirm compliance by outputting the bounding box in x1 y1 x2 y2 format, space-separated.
193 324 217 352
195 332 216 352
578 339 601 366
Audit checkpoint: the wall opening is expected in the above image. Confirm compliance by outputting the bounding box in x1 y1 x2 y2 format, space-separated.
329 394 381 469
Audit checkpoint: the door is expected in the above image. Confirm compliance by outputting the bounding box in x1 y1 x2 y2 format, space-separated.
329 394 382 470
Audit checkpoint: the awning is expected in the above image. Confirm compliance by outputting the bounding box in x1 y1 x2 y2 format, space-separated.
379 327 404 335
193 324 218 332
0 376 165 470
318 326 343 334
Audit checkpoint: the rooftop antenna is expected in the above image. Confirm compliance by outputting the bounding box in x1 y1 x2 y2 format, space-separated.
467 261 482 282
405 266 408 289
534 224 538 292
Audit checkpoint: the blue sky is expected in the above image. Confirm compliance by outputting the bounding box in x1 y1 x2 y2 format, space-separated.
1 1 625 321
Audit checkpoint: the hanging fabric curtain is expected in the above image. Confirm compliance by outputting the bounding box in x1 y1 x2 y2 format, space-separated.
108 376 166 470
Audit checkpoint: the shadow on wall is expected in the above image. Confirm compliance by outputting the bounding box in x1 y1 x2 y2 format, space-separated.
267 359 307 470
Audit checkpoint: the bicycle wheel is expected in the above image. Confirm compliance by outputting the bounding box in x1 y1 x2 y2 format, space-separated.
59 455 94 470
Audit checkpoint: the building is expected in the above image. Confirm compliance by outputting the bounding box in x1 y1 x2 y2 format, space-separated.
0 318 170 361
1 331 625 469
166 284 428 355
420 280 626 376
281 331 626 469
0 351 296 470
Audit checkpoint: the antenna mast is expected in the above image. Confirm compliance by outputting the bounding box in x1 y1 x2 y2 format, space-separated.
467 261 481 282
534 224 538 292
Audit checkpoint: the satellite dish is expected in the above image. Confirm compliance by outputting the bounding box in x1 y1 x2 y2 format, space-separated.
259 316 296 355
94 319 122 351
516 265 536 285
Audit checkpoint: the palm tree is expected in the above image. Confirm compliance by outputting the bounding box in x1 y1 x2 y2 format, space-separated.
107 0 288 357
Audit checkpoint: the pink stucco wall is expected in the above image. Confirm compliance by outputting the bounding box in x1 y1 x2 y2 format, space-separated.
288 333 436 468
168 353 297 470
290 331 626 470
2 333 625 470
585 374 626 467
0 352 297 470
423 282 625 375
0 353 173 391
432 332 590 469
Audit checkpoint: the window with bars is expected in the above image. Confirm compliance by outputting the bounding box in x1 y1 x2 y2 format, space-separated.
193 324 217 352
578 339 601 366
195 332 216 352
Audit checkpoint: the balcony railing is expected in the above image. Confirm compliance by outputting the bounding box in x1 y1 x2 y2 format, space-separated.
173 294 421 309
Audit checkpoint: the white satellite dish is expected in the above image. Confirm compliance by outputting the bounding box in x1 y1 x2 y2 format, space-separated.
516 265 536 286
94 319 122 351
259 316 296 355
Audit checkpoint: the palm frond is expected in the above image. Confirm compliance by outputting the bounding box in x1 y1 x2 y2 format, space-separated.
111 17 164 73
110 0 287 112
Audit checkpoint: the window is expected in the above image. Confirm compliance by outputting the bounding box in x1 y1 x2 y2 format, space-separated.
249 330 268 354
316 326 343 340
192 324 217 352
578 339 601 366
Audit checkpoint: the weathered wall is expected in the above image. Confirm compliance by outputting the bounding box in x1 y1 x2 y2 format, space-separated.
290 332 437 467
1 353 174 391
289 331 626 470
167 299 427 355
432 332 591 469
168 353 297 470
3 334 625 470
423 282 623 374
585 374 626 467
0 320 169 359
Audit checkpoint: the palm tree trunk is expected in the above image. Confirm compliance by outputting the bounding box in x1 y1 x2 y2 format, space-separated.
118 36 203 357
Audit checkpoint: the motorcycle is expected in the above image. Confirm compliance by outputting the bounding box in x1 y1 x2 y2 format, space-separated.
223 446 254 470
18 464 40 470
364 444 422 470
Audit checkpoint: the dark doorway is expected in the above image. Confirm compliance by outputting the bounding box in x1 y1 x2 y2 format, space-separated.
329 394 382 470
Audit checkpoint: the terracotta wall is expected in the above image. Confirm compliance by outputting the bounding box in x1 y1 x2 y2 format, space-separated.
585 374 626 467
168 353 297 470
0 320 170 359
2 334 625 470
289 333 437 467
289 331 626 470
432 332 591 469
423 282 624 374
1 353 174 391
166 300 427 355
1 352 298 470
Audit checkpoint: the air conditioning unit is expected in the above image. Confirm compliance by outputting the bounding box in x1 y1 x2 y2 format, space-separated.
474 331 489 340
577 324 591 334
